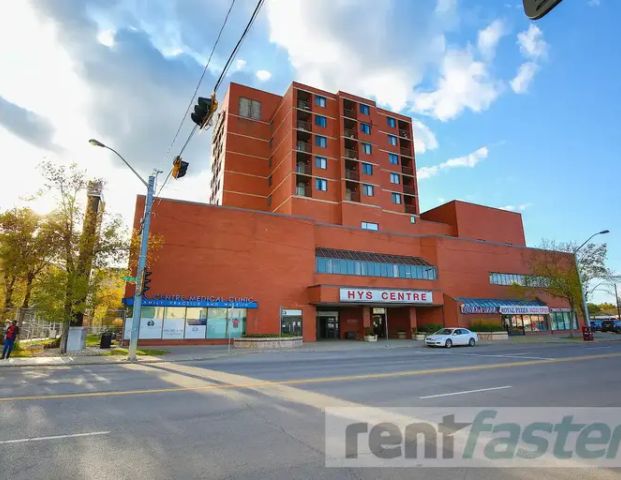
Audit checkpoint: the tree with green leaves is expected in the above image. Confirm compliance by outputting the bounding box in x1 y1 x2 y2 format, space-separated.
39 161 128 353
513 239 611 332
0 208 59 318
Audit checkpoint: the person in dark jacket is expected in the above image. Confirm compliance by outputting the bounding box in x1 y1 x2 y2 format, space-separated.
2 320 20 359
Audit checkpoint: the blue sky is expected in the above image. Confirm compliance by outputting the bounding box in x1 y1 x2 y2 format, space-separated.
0 0 618 302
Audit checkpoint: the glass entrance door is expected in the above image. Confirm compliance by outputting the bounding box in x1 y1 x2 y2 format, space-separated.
317 316 339 339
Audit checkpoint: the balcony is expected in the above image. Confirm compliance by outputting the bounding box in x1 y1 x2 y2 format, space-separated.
344 148 358 159
296 175 312 197
345 186 360 202
399 129 410 139
405 204 417 214
403 185 416 195
297 141 311 153
296 162 311 175
345 169 359 181
400 146 412 157
297 120 311 131
344 128 357 139
343 99 357 119
401 165 414 176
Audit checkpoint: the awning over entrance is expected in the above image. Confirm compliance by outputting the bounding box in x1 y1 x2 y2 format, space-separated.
458 298 549 315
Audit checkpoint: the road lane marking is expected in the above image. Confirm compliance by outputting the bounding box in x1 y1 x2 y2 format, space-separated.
419 385 513 399
1 351 620 403
0 431 110 445
460 353 553 360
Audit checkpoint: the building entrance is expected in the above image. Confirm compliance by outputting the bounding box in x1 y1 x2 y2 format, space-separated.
316 311 340 340
372 308 387 338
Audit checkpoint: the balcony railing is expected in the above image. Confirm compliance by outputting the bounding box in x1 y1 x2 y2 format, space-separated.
297 141 311 153
399 129 410 139
296 185 311 197
296 163 311 175
405 204 417 214
400 147 412 157
345 169 359 180
403 185 416 195
344 128 357 139
401 166 414 175
297 120 311 131
297 100 311 110
343 108 357 119
344 148 358 159
345 190 360 202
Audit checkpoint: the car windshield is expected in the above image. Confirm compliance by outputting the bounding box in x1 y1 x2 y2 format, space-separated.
434 329 454 335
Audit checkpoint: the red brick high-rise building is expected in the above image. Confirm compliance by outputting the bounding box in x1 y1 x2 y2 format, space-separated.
123 82 581 345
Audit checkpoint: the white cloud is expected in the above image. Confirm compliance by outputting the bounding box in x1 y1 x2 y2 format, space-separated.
477 19 506 60
418 146 489 179
413 48 502 121
511 25 549 95
255 69 272 81
97 29 116 47
499 203 532 212
412 119 438 154
517 24 548 60
510 62 539 93
233 58 247 71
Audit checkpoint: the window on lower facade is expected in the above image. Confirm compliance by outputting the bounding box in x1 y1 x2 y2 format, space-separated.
315 178 328 191
315 135 327 148
315 156 327 169
316 257 437 280
489 272 550 287
361 221 379 231
360 123 371 135
362 143 372 155
362 163 373 175
391 192 402 204
388 134 398 146
390 173 400 184
363 184 374 196
315 115 327 128
389 153 399 165
239 97 261 120
550 311 578 331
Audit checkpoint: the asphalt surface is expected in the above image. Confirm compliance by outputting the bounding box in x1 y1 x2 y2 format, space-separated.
1 341 621 479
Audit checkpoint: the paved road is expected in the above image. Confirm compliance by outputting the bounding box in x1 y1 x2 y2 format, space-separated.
1 341 620 479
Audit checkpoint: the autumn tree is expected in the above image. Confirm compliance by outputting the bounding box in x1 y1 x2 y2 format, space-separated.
40 161 128 352
0 208 58 318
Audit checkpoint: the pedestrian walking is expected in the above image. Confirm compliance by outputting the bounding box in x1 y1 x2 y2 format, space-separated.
2 320 20 359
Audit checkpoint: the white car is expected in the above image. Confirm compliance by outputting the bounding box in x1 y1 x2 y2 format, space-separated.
425 328 478 348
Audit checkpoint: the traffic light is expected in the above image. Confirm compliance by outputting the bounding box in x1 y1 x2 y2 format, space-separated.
191 95 218 128
141 269 152 295
172 155 189 179
522 0 563 20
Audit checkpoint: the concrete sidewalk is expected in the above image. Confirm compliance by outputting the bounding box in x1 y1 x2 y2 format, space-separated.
2 333 620 368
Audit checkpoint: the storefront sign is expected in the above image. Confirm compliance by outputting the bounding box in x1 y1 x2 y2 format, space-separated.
499 305 550 315
123 295 258 309
339 288 433 304
461 305 497 314
550 308 571 312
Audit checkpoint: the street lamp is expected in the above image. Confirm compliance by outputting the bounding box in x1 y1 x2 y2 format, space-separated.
575 230 610 331
89 138 159 361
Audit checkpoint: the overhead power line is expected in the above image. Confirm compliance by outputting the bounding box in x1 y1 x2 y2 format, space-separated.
157 0 266 200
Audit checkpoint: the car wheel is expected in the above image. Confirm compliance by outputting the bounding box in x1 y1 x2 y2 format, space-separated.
469 338 476 347
445 339 452 348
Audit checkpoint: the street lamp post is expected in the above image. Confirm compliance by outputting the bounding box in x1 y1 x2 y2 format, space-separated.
575 230 610 331
89 139 159 362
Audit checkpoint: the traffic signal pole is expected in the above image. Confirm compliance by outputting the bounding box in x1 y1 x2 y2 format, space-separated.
128 173 157 362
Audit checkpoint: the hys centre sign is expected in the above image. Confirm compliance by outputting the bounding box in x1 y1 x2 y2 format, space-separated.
339 288 433 304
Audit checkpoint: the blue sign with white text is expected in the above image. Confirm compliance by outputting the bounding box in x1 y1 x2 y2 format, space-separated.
123 295 258 309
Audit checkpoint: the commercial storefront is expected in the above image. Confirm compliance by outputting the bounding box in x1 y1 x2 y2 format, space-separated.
458 298 578 335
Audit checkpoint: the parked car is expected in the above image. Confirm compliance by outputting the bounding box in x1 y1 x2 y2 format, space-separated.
425 328 478 348
590 319 604 331
600 320 621 333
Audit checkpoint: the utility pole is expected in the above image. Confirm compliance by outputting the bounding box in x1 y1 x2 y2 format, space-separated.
127 173 157 362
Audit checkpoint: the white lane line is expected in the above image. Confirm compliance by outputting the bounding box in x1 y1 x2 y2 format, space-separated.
462 353 553 360
420 385 513 400
0 431 110 445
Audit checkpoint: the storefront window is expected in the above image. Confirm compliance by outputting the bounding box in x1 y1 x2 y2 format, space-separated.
503 314 550 334
551 311 577 331
281 309 303 336
185 307 208 339
207 308 228 339
163 307 186 339
139 306 164 339
228 308 247 338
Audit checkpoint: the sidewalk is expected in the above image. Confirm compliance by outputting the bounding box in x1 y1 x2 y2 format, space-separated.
2 334 620 368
